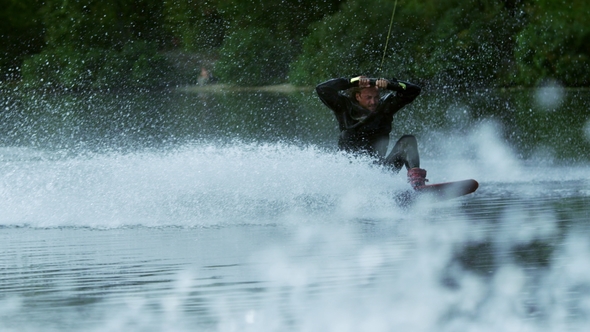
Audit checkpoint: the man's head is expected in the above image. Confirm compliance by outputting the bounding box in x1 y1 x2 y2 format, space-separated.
355 86 380 111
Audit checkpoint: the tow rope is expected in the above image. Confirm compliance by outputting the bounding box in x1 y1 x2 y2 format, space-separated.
378 0 398 75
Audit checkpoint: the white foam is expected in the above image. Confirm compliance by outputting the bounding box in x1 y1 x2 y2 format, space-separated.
0 143 405 228
534 80 565 110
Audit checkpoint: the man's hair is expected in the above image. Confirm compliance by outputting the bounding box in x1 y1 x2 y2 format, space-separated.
348 87 362 101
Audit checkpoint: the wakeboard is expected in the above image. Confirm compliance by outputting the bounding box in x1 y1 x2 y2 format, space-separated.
395 179 479 206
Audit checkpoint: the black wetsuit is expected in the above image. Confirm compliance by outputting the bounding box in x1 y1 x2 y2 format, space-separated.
316 77 422 172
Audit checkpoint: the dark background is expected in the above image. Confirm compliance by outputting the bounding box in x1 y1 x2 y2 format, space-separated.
2 0 589 90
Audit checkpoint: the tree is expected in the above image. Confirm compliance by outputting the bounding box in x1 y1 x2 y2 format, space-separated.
214 0 342 85
514 0 590 86
289 0 397 86
0 0 44 81
414 0 526 88
290 0 528 88
163 0 225 51
21 0 173 90
214 27 294 86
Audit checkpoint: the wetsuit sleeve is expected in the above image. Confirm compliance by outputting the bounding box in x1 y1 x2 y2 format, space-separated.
387 79 421 101
315 78 355 113
380 79 421 114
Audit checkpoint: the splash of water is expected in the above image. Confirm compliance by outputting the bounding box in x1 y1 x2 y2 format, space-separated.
534 80 565 110
0 142 410 228
2 118 588 229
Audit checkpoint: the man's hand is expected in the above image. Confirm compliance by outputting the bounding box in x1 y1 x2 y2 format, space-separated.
358 77 371 88
364 78 389 89
350 76 391 89
375 78 389 89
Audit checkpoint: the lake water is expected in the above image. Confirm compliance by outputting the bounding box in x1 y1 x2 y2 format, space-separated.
1 85 590 331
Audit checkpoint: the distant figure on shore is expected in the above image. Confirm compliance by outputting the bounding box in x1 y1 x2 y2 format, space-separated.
197 67 216 85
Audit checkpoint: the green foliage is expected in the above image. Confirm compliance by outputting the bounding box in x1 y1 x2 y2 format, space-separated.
19 0 176 90
5 0 590 89
414 0 525 88
22 41 172 90
214 27 295 86
290 0 527 87
214 0 341 86
40 0 170 50
289 0 395 86
514 0 590 87
0 0 44 79
215 0 341 40
163 0 225 51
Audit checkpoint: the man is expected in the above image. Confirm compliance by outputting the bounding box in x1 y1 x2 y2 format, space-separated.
316 75 427 188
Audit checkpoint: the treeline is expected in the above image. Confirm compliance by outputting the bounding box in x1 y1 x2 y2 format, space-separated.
1 0 589 90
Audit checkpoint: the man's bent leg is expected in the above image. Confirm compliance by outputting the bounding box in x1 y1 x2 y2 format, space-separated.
385 135 428 189
384 135 420 171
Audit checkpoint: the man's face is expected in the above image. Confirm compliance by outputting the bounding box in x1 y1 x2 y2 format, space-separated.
355 87 380 111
